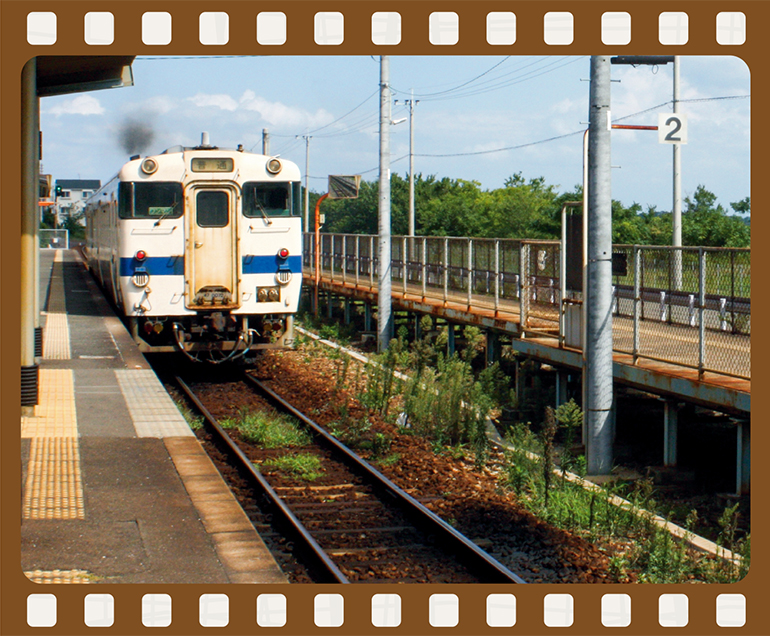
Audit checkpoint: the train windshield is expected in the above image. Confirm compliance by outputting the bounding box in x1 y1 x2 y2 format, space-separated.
118 182 184 219
242 182 301 217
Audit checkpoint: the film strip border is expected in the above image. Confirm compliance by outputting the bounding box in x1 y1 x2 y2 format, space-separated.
25 591 749 629
25 10 747 48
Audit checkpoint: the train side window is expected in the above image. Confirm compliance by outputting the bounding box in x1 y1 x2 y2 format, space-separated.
196 190 229 227
118 182 133 218
242 182 294 217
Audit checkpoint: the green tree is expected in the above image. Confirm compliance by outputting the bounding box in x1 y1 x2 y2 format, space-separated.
730 197 750 215
682 185 750 247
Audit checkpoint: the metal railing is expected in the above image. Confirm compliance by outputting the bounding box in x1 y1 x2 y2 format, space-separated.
303 233 750 380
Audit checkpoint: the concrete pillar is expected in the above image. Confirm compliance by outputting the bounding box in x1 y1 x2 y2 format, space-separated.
415 313 423 340
326 291 333 319
446 322 456 357
364 303 373 332
344 298 352 325
514 359 522 408
663 400 680 467
735 418 750 495
556 369 569 408
486 331 500 366
21 58 39 414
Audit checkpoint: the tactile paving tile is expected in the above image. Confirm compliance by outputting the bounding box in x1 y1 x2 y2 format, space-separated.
42 250 71 359
42 313 71 360
115 370 194 438
21 369 77 438
21 369 84 520
24 569 92 584
23 437 85 520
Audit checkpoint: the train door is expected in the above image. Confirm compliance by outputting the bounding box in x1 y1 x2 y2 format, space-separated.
185 184 239 308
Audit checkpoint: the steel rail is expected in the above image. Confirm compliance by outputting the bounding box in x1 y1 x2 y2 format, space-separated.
243 373 528 584
174 376 350 584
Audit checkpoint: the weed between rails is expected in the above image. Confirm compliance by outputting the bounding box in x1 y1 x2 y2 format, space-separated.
261 454 324 481
221 408 311 448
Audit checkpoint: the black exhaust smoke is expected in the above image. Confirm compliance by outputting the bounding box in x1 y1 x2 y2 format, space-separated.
119 119 155 156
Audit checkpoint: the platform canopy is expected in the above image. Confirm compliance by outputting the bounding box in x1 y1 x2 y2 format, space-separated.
36 55 135 97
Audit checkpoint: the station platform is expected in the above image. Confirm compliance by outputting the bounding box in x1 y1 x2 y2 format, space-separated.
21 249 286 585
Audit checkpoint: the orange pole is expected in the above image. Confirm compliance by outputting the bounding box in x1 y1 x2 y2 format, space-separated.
314 193 329 317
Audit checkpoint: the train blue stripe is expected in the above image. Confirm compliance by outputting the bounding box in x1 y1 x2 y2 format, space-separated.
118 255 302 276
119 256 184 276
242 255 302 274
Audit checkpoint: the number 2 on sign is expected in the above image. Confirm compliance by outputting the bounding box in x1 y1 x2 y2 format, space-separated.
658 113 688 144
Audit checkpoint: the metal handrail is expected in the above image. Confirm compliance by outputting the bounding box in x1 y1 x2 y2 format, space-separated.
303 233 750 380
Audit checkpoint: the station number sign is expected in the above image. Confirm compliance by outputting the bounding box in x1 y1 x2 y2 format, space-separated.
658 113 688 145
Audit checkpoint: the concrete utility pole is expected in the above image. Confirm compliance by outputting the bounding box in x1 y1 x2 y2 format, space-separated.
378 55 393 352
672 56 683 289
299 134 311 231
585 56 614 475
407 90 419 239
262 128 270 155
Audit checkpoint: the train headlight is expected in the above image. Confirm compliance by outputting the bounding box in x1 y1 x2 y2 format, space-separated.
132 271 150 287
266 158 282 175
268 288 280 302
141 158 158 174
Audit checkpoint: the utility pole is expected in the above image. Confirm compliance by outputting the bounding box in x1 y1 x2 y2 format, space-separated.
262 128 270 155
672 56 683 289
298 134 312 231
378 55 393 352
407 90 419 239
585 56 614 476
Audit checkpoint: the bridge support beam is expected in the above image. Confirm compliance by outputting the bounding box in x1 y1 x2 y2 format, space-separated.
735 417 750 495
447 322 456 357
344 298 352 325
663 400 680 467
326 291 334 319
556 370 569 408
364 303 373 332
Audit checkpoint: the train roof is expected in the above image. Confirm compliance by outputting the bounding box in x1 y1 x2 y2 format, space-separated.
119 145 301 182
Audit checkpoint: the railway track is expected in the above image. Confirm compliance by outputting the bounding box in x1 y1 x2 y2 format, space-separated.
175 372 527 584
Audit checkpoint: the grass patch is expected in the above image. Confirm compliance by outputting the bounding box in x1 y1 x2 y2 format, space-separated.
220 408 311 448
375 452 401 467
175 399 204 431
499 420 751 583
261 453 324 481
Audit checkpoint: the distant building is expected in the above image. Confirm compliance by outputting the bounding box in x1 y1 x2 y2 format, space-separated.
54 179 100 226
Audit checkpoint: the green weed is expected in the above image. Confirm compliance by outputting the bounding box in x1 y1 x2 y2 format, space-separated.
174 399 204 431
261 453 324 481
226 408 311 448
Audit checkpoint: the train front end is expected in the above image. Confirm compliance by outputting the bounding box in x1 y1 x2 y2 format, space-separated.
118 139 302 362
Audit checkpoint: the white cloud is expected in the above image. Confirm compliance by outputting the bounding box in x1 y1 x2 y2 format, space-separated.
46 95 105 117
238 90 333 128
187 93 239 111
181 90 334 130
141 96 176 115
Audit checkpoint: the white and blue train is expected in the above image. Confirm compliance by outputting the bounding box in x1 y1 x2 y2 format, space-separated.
84 133 302 362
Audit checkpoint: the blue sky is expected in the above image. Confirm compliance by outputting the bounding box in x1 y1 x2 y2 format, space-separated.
40 55 750 214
